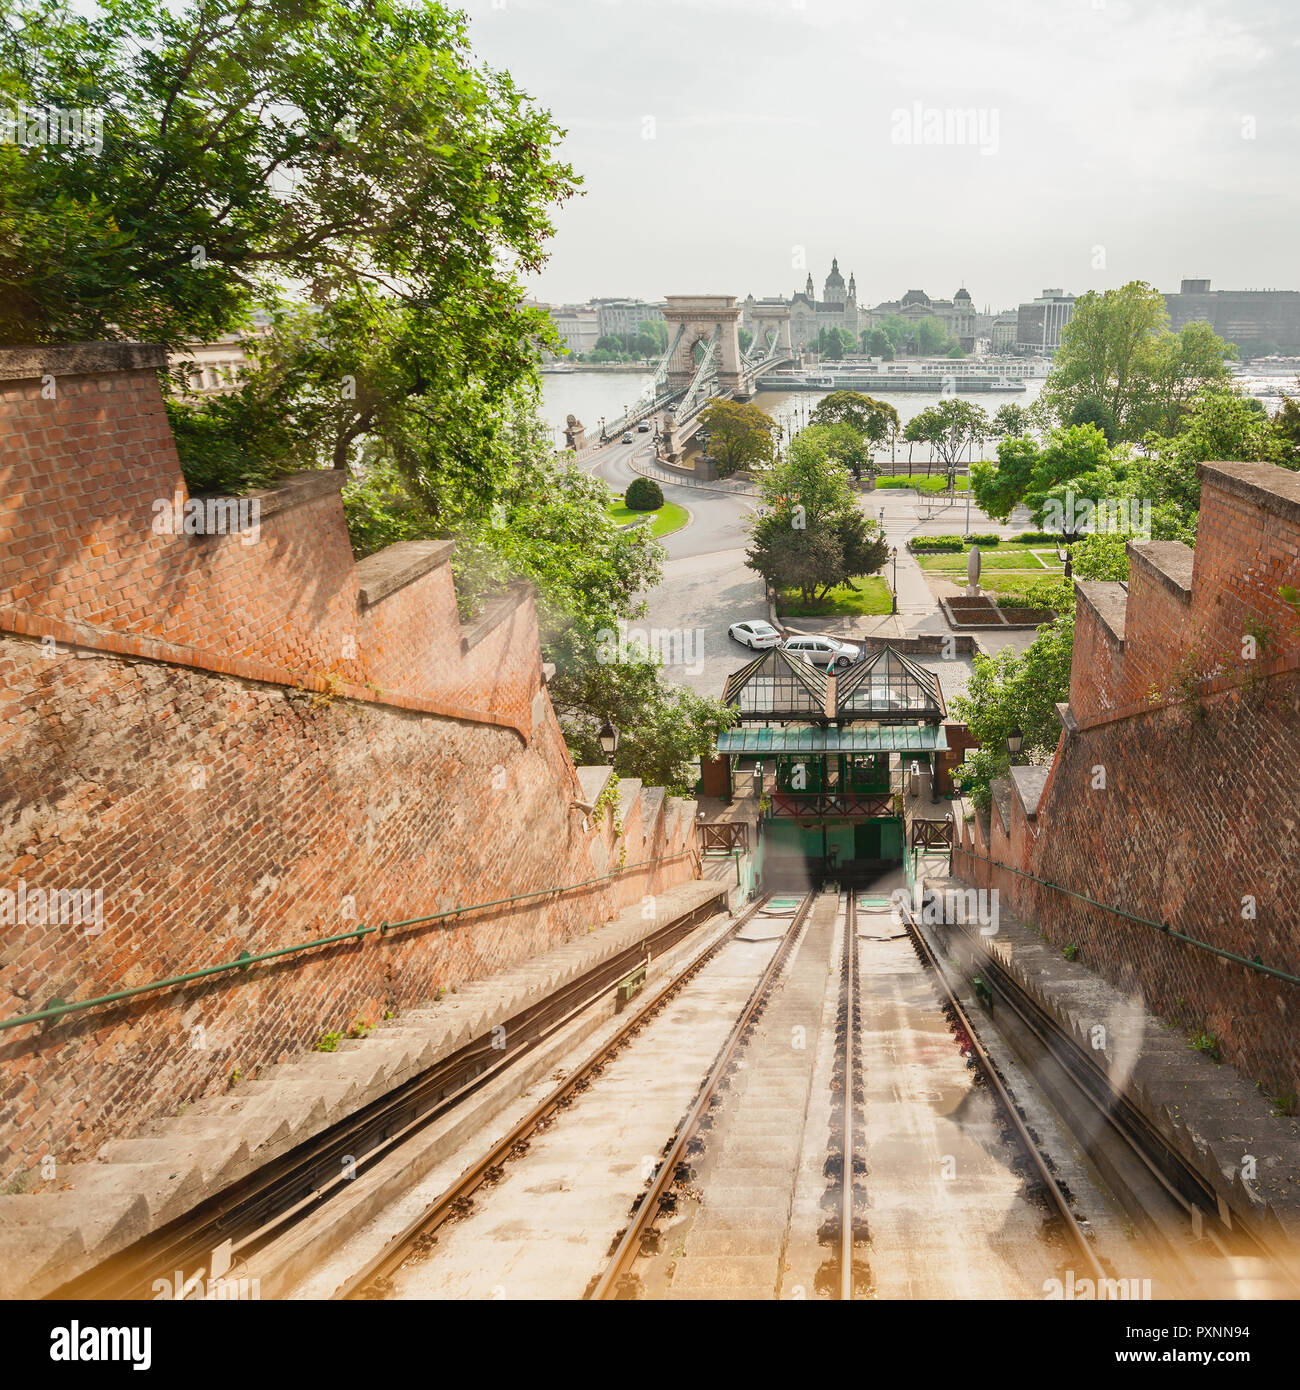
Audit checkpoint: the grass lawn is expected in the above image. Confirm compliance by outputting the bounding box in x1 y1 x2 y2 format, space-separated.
915 549 1064 574
607 496 690 538
779 575 893 617
875 473 970 492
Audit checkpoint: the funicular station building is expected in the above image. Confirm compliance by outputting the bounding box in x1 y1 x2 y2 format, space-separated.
715 645 956 888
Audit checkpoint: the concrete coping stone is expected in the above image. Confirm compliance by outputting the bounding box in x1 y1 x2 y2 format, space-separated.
355 538 455 608
242 467 346 520
1010 764 1050 819
1201 459 1300 526
460 580 529 653
1075 580 1128 645
0 341 168 381
990 778 1013 834
923 870 1300 1244
1055 701 1079 734
1128 539 1195 603
574 764 616 810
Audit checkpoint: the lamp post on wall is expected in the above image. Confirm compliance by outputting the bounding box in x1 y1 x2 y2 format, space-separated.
599 718 619 766
1006 726 1024 766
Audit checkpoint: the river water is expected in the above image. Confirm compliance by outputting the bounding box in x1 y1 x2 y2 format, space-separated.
539 369 1048 460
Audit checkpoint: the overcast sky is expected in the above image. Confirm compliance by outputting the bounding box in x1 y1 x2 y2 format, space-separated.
461 0 1300 311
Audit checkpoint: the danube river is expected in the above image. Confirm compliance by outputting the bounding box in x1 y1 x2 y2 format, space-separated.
539 368 1048 456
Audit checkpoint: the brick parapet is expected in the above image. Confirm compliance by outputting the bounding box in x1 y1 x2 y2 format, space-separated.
0 345 701 1178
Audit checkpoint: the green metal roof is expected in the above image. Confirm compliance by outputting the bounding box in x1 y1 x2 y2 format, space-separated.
717 726 948 754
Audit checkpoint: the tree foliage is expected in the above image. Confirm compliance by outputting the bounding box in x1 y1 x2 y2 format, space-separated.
698 397 776 478
1040 282 1233 441
0 0 578 351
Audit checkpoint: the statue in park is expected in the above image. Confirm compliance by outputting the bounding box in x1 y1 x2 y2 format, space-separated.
966 542 982 597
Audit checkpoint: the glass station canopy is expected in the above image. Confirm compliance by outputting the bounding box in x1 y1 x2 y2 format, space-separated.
722 645 945 724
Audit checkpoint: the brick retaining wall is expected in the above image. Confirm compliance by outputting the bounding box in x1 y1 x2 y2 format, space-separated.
0 345 700 1181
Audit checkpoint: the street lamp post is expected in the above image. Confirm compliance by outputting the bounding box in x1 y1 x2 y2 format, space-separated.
890 546 898 615
1006 726 1024 766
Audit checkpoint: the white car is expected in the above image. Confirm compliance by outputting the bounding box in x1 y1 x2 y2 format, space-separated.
728 619 782 650
782 634 861 666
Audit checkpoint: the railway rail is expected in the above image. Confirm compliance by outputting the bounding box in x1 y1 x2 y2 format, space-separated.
334 891 791 1299
51 891 729 1301
896 893 1108 1285
587 891 816 1299
926 902 1300 1297
836 889 858 1299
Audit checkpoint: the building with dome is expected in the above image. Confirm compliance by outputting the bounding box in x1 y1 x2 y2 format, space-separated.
863 287 978 353
743 258 862 353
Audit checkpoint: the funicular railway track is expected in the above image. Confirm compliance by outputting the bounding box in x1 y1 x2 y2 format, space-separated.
51 891 731 1301
894 894 1107 1285
924 902 1300 1297
336 890 795 1300
587 890 819 1299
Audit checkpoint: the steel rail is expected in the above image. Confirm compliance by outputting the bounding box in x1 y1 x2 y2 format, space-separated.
334 892 779 1299
587 891 816 1300
839 890 857 1300
49 891 728 1301
898 897 1109 1285
935 909 1300 1295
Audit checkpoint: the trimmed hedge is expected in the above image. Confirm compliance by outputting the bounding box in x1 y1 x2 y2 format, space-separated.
908 533 1002 553
907 536 963 553
1010 530 1059 544
625 477 664 511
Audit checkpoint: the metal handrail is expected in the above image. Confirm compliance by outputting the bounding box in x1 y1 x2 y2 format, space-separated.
0 850 701 1033
950 846 1300 988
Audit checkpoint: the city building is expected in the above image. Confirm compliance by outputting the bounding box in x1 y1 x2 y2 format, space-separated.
1016 289 1076 354
549 304 599 354
990 312 1019 352
863 287 978 353
1162 279 1300 355
744 259 862 352
592 298 666 340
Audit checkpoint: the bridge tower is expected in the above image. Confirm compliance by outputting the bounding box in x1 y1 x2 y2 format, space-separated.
748 303 792 355
663 295 744 397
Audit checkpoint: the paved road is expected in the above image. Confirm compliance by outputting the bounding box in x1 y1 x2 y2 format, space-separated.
581 436 1038 703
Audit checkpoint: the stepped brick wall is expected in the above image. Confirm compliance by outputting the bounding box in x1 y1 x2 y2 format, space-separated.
0 344 700 1182
954 461 1300 1100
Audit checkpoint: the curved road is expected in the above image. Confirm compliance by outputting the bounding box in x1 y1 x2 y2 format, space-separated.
584 435 767 696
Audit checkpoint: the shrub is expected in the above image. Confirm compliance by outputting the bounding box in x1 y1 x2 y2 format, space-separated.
1011 530 1059 544
624 477 664 511
908 536 963 553
964 534 1001 546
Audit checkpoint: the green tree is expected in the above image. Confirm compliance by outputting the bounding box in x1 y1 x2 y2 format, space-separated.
991 402 1030 439
811 390 900 446
1041 282 1232 441
864 327 894 359
969 423 1115 526
698 398 777 478
906 399 989 477
747 428 886 601
738 327 754 354
639 319 668 353
0 0 577 352
916 316 951 355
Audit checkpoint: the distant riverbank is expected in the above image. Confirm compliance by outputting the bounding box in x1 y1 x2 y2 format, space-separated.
539 362 651 373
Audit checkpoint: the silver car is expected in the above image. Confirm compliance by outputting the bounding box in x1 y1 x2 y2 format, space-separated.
782 634 861 666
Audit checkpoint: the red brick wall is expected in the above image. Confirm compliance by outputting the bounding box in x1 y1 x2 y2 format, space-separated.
0 346 700 1179
954 460 1300 1099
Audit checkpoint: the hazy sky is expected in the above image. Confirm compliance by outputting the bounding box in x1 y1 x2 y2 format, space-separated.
461 0 1300 311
